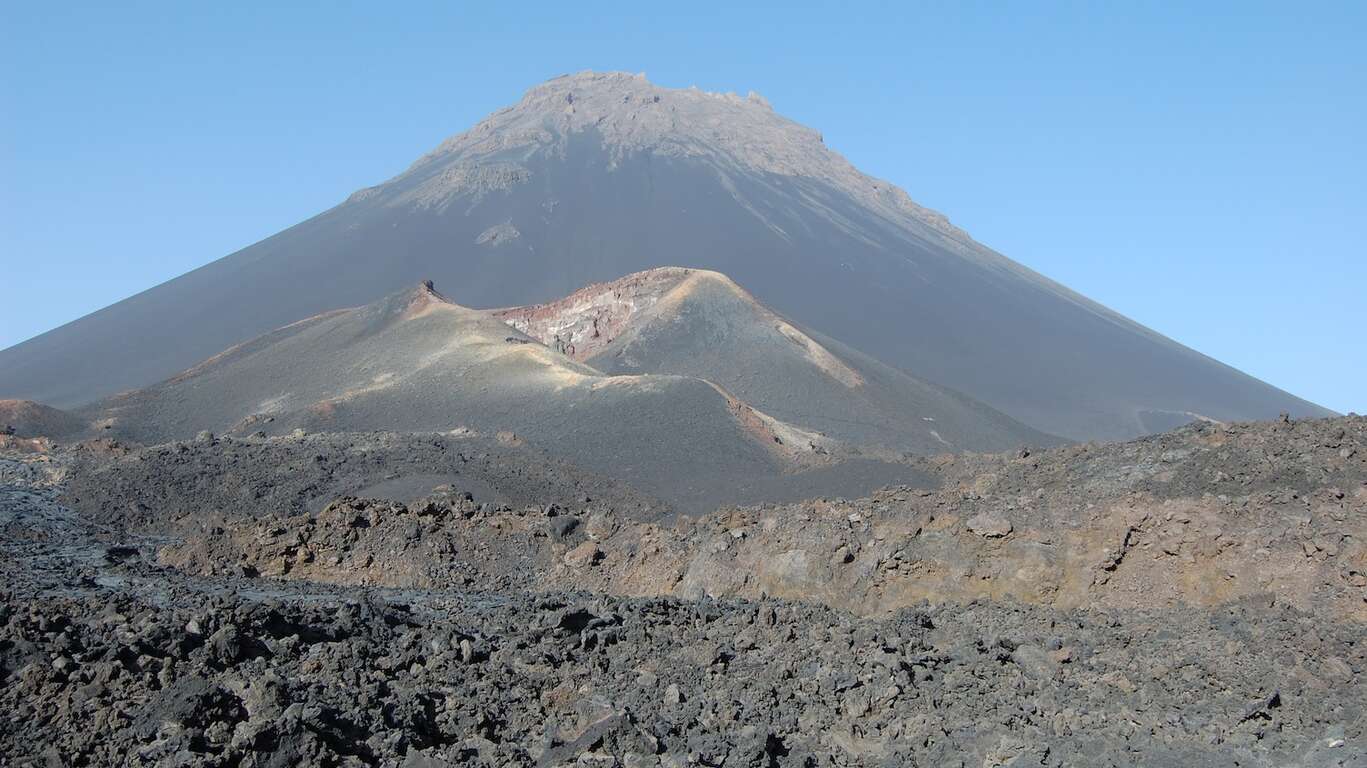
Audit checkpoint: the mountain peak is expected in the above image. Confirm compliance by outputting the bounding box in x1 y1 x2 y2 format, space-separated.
412 69 816 171
357 278 466 329
523 70 775 111
370 71 965 243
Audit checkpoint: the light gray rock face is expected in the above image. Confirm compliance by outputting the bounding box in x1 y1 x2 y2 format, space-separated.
0 71 1333 439
967 513 1013 538
475 221 520 246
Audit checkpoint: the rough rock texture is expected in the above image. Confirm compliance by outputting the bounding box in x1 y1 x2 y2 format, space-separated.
161 417 1367 622
2 416 1364 765
493 268 691 362
2 577 1363 766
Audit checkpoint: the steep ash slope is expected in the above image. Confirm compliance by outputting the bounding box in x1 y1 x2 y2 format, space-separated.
0 399 86 440
83 283 924 512
0 72 1331 439
497 267 1059 454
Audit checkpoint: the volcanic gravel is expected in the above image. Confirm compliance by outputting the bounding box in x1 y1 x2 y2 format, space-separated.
4 577 1363 767
2 416 1365 766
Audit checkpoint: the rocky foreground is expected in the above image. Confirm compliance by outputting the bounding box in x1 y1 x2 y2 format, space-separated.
2 416 1365 766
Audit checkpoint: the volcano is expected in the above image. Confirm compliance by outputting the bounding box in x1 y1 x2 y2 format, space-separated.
494 267 1055 455
0 71 1332 439
84 280 966 511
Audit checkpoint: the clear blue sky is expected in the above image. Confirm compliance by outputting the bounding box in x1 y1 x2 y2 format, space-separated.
2 2 1363 413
